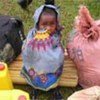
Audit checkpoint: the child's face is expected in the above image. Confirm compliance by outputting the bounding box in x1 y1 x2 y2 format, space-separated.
38 14 57 34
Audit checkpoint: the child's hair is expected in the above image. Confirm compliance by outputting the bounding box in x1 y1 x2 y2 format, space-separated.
37 7 58 28
42 7 57 19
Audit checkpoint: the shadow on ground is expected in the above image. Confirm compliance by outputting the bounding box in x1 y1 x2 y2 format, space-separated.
14 84 82 100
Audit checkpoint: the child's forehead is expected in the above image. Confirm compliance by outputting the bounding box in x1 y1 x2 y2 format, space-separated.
41 12 56 18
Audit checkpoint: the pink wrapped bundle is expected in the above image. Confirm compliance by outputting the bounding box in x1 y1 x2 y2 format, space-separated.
67 6 100 88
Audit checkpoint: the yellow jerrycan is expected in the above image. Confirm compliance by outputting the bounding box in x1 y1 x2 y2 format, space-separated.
0 62 13 90
0 89 30 100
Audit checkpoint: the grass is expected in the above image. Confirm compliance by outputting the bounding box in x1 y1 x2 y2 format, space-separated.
0 0 100 99
0 0 100 46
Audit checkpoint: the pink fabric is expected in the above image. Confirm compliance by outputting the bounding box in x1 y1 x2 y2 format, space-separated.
67 6 100 88
68 86 100 100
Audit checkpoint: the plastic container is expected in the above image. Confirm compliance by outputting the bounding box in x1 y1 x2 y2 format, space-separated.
0 62 13 90
0 89 30 100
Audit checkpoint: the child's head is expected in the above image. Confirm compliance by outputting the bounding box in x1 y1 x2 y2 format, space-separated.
38 7 57 34
33 5 59 34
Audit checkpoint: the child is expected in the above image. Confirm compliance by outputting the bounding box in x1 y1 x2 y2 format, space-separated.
21 3 64 100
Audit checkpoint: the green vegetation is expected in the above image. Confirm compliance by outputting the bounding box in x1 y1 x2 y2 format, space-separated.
0 0 100 47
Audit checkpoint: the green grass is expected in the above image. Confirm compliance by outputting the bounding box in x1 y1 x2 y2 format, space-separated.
0 0 100 46
0 0 100 99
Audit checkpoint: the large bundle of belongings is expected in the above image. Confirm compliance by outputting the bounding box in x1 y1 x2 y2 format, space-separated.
0 15 25 64
67 6 100 88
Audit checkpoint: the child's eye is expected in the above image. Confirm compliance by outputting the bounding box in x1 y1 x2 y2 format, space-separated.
50 22 56 26
41 22 56 28
42 23 47 26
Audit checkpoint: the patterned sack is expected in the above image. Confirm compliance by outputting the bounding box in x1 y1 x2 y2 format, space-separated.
67 6 100 88
21 29 64 91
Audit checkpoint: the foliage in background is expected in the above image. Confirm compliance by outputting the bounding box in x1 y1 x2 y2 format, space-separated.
0 0 100 47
